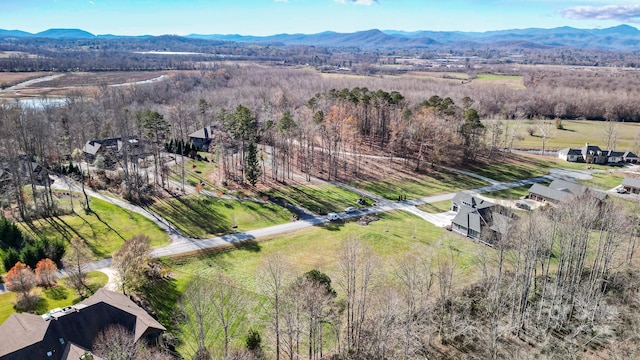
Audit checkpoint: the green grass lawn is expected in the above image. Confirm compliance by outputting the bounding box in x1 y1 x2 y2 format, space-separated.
578 171 624 190
266 184 365 214
19 197 169 258
465 152 623 183
496 119 640 151
482 184 545 200
154 210 484 358
355 168 488 200
0 271 108 325
169 154 220 190
416 200 451 214
473 73 525 90
150 195 294 238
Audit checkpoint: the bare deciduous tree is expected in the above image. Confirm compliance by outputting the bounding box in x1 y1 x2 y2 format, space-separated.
63 236 93 296
336 237 379 355
258 251 292 360
112 234 151 295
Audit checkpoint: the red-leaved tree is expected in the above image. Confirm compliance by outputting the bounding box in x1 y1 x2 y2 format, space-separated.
35 258 58 288
5 262 38 310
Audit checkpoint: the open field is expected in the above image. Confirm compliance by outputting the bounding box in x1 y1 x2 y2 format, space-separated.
0 271 108 325
0 72 51 87
463 148 635 185
499 119 640 151
150 195 294 238
578 171 625 190
473 73 526 89
20 197 169 258
156 210 478 355
162 210 476 292
267 184 365 214
355 167 488 200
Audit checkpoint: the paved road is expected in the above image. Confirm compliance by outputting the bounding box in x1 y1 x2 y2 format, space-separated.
40 165 591 292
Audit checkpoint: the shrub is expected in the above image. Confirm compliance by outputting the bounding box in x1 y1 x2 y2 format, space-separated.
555 118 564 129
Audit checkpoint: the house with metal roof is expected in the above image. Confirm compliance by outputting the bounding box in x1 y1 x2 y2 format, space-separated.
0 289 165 360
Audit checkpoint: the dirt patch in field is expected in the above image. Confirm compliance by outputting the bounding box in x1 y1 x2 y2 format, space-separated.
0 72 52 87
27 71 170 88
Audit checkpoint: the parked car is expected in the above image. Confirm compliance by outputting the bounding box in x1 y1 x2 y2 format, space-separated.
515 201 531 210
617 187 628 194
327 213 340 221
344 206 357 213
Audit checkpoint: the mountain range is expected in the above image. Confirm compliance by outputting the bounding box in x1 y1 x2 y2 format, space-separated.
1 25 640 51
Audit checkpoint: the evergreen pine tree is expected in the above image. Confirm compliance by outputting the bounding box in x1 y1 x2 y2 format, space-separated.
245 142 261 186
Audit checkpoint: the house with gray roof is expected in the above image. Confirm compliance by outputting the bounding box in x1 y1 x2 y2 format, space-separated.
0 289 165 360
622 177 640 194
81 137 141 162
450 192 511 241
527 178 606 204
188 125 218 151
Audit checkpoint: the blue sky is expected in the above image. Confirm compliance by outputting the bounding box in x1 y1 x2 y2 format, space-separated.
2 0 640 36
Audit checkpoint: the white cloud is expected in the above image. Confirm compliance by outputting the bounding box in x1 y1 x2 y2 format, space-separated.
334 0 378 5
560 4 640 23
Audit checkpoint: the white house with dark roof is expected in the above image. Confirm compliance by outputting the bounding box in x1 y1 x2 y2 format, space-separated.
623 151 639 164
558 148 583 162
558 143 638 164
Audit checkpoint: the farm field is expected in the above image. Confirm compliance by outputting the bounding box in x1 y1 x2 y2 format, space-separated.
472 73 526 89
499 119 640 151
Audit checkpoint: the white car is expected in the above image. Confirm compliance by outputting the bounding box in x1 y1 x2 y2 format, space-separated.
327 213 340 221
344 206 357 213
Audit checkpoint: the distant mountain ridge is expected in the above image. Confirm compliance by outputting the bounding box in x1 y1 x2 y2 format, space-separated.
1 25 640 51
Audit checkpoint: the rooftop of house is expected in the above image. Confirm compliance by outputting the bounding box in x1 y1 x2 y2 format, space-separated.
622 176 640 189
0 289 165 360
188 125 218 140
452 191 495 211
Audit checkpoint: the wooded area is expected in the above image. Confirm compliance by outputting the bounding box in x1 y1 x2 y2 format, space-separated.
2 57 640 359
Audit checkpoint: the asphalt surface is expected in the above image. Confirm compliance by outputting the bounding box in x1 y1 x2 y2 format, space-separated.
38 165 593 291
